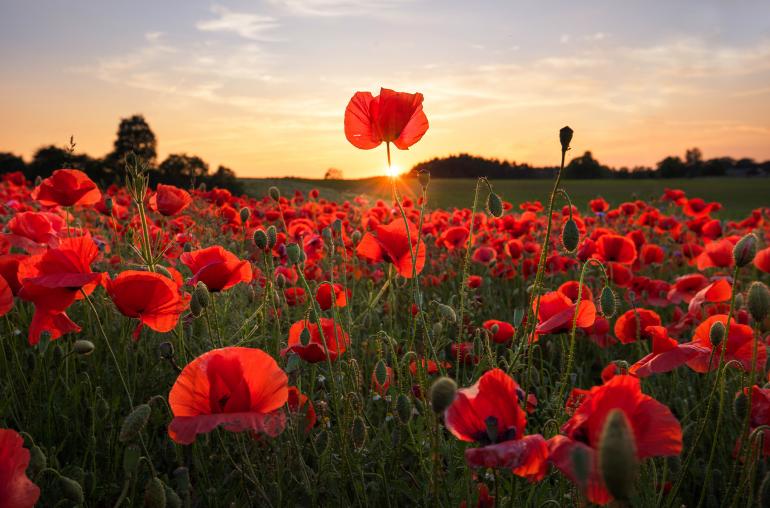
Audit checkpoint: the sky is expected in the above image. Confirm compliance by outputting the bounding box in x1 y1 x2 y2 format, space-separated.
1 0 769 179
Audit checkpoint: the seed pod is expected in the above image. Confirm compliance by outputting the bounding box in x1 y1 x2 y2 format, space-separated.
486 192 503 218
562 219 580 253
710 321 726 348
374 359 388 387
748 281 770 323
286 243 302 265
73 340 95 356
396 394 412 424
351 416 367 449
59 476 85 503
429 377 457 413
193 282 210 309
571 445 590 488
734 391 749 421
268 186 281 202
600 286 617 318
144 477 167 508
119 403 152 443
418 169 430 189
733 234 757 268
436 303 457 323
253 229 268 250
28 445 46 477
560 126 574 152
266 226 277 249
598 409 638 502
239 207 250 223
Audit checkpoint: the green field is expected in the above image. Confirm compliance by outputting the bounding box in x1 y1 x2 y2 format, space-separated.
242 177 770 219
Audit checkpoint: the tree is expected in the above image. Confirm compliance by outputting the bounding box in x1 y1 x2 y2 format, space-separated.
158 154 208 188
0 152 27 175
656 156 687 178
324 168 343 179
108 115 157 168
207 165 243 194
685 148 703 177
563 151 610 179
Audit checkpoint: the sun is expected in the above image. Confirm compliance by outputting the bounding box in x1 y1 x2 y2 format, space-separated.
385 164 402 178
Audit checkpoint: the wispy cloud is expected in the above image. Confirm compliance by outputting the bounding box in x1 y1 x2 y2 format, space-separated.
268 0 412 17
196 5 280 40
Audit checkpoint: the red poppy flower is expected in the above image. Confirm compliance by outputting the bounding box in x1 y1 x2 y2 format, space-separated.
534 291 596 337
444 369 548 481
284 287 307 307
180 246 253 292
0 274 12 317
168 347 288 444
0 428 41 508
696 238 734 270
482 320 515 344
315 283 349 310
287 386 316 433
639 244 664 265
685 314 766 373
589 198 609 213
667 273 709 304
548 375 682 505
467 275 483 289
629 326 709 378
687 278 731 314
282 318 349 363
472 246 497 265
31 169 101 207
150 184 193 216
7 211 63 249
356 220 426 278
613 308 662 344
437 226 470 250
755 247 770 273
557 280 594 304
17 234 102 295
105 270 190 339
408 359 450 376
737 386 770 457
371 365 394 396
594 234 637 265
0 255 25 295
344 88 429 150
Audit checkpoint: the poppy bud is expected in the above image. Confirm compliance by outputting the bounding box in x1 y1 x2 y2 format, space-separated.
600 286 617 318
560 126 574 152
239 207 250 223
122 444 141 478
286 243 302 265
275 273 287 288
485 416 499 444
436 303 457 323
159 341 174 360
418 169 430 189
562 219 580 253
104 197 114 213
429 376 457 413
748 281 770 323
144 477 167 508
173 467 190 496
73 339 95 356
733 234 757 268
374 359 388 387
486 192 503 218
571 445 590 488
734 391 748 421
119 403 152 443
59 476 85 504
710 321 726 348
266 225 277 248
269 186 281 202
352 416 367 450
433 322 443 338
28 445 46 477
735 293 744 310
332 219 343 234
194 282 210 309
183 242 193 252
254 229 268 250
396 393 412 424
190 296 203 317
598 409 638 502
299 327 311 346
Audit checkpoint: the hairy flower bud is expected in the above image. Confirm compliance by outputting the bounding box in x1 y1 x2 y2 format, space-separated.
352 416 367 450
239 207 250 223
286 243 302 265
193 282 210 309
253 229 268 250
562 218 580 253
734 391 748 421
266 225 277 249
748 281 770 323
600 286 617 318
268 186 281 202
159 341 175 360
599 409 638 501
119 403 152 443
733 234 757 268
436 303 457 323
710 321 726 348
560 126 574 152
73 340 95 356
144 477 167 508
374 359 388 387
59 476 85 504
417 169 430 189
396 393 413 424
429 377 457 413
486 192 503 218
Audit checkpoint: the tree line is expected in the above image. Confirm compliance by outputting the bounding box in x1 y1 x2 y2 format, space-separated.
409 149 770 180
0 115 243 193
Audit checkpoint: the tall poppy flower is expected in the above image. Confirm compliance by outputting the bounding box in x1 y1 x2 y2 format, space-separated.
105 270 190 339
534 291 596 337
594 234 637 265
168 347 288 444
696 238 734 270
31 169 101 207
444 369 548 481
356 220 426 278
754 247 770 274
737 385 770 457
0 428 41 508
629 326 709 378
548 375 682 505
667 273 709 305
315 283 349 311
180 246 252 292
482 320 515 344
344 88 429 150
685 314 766 373
282 318 349 363
613 308 662 344
150 184 193 216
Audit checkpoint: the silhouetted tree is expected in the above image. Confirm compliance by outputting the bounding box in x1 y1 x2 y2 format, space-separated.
563 151 610 179
107 115 157 169
0 152 27 176
657 156 687 178
324 168 343 179
207 165 243 194
158 153 208 188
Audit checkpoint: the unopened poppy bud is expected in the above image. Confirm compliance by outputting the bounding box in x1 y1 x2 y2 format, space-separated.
374 359 388 387
352 416 367 450
159 341 174 360
352 231 361 244
396 393 412 424
748 281 770 323
418 169 430 189
119 403 152 443
429 377 457 413
239 207 250 222
275 273 287 288
436 303 457 323
600 286 617 318
194 282 210 309
332 219 342 234
485 416 499 444
710 321 726 347
28 445 46 477
104 197 114 213
733 234 757 268
173 467 190 496
268 186 281 202
599 409 638 502
286 243 302 265
144 477 167 508
183 242 193 252
73 340 95 356
571 445 590 488
190 296 203 317
433 322 443 338
562 218 580 253
59 476 85 503
266 225 277 248
560 126 574 152
299 327 311 346
253 229 268 250
486 192 503 218
489 323 499 336
734 391 748 421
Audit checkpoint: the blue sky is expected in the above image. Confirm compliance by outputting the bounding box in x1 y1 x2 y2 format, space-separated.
2 0 769 177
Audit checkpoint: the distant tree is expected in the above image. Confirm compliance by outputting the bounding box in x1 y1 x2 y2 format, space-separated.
324 168 343 179
107 115 157 169
702 157 731 177
206 165 243 194
158 154 208 188
684 148 703 176
28 145 72 178
657 156 687 178
0 152 27 175
563 151 610 179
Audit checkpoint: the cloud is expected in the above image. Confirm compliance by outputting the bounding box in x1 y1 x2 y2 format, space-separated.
196 5 280 40
268 0 411 17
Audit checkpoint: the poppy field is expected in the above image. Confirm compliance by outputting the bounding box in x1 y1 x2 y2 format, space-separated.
2 88 770 507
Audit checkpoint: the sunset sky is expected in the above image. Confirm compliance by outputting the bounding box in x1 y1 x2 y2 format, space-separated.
2 0 769 178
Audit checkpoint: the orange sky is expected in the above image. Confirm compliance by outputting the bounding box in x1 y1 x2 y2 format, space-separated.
2 1 769 178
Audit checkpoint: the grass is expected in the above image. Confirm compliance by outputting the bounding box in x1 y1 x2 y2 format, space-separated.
242 176 770 219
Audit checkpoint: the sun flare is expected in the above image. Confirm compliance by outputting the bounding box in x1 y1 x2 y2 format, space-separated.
385 164 402 178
